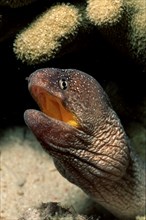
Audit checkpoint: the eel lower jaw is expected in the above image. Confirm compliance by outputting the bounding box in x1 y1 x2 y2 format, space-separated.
24 109 61 127
24 109 83 148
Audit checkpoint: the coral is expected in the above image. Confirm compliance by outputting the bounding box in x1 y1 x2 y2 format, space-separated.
0 0 37 8
13 3 82 65
86 0 146 65
136 216 146 220
86 0 123 26
126 0 146 64
13 0 146 68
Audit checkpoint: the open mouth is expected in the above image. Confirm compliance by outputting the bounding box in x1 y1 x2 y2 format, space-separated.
30 86 79 128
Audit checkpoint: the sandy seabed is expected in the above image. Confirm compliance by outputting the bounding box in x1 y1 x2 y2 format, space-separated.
0 126 96 220
0 126 145 220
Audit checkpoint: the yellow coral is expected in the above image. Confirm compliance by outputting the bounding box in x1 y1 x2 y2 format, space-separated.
136 216 146 220
13 4 82 65
0 0 36 8
12 0 146 69
86 0 123 26
86 0 146 65
126 0 146 63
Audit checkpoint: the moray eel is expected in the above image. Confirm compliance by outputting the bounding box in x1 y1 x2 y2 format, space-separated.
24 68 145 220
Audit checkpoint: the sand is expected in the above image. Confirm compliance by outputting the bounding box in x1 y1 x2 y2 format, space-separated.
0 126 103 220
0 126 145 220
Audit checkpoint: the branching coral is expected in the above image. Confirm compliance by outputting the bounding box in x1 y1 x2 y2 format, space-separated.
13 3 82 65
126 0 146 64
86 0 124 26
13 0 146 68
86 0 146 65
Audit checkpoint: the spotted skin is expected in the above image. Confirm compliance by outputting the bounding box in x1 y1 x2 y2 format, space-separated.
24 68 146 219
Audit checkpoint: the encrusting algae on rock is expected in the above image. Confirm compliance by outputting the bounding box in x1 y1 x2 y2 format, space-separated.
13 3 82 65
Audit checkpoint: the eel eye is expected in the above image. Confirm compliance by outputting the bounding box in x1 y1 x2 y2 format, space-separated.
59 78 68 90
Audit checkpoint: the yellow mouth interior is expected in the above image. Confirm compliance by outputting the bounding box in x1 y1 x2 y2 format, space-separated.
31 86 79 128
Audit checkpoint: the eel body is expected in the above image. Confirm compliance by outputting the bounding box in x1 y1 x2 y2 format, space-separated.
24 68 145 219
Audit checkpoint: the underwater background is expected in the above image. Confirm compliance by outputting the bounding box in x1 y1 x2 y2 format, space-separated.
0 1 145 219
